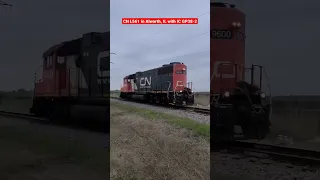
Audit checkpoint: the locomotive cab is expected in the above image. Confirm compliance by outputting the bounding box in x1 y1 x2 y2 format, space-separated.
210 1 272 142
119 74 135 99
172 62 194 106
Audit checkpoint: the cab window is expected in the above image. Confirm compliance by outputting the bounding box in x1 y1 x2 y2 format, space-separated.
45 56 53 69
175 70 186 74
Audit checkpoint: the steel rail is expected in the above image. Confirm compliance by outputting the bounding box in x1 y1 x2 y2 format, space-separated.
110 96 210 115
213 140 320 166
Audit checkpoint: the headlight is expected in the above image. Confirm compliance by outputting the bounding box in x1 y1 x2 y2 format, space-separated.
260 92 266 98
224 91 230 97
179 90 183 92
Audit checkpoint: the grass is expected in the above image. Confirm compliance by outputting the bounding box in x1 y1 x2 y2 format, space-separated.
111 102 210 138
109 92 120 98
110 106 210 179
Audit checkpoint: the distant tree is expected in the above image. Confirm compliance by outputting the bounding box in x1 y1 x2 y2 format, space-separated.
17 88 27 93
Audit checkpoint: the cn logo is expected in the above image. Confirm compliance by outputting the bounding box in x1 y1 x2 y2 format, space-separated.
140 76 151 88
176 81 184 87
57 56 65 64
97 51 109 78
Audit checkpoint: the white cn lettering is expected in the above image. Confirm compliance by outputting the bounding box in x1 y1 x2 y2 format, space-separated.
140 77 151 86
97 51 109 78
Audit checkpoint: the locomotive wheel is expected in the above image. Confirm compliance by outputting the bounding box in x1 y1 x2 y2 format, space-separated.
211 106 236 141
47 103 71 124
256 116 270 139
241 119 269 140
163 95 170 105
152 96 157 104
149 95 153 103
241 124 256 139
211 126 235 142
238 112 257 139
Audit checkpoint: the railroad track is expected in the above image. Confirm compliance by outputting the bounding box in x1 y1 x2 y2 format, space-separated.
110 96 210 115
184 106 210 114
213 140 320 166
0 110 109 133
0 111 46 121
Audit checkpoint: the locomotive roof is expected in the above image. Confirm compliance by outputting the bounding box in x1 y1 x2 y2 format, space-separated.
125 74 136 79
210 2 236 8
43 38 81 58
124 62 185 78
43 31 109 58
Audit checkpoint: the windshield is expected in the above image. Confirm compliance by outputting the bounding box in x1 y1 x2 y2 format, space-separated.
175 70 186 74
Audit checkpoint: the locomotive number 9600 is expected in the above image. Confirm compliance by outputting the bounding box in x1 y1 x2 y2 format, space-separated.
211 29 232 39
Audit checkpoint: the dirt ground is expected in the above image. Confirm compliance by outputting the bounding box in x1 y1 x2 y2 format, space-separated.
0 116 109 180
0 97 32 113
110 103 210 180
270 108 320 140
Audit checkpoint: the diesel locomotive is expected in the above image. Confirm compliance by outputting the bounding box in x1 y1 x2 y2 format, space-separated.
210 2 272 141
120 62 195 106
30 32 110 123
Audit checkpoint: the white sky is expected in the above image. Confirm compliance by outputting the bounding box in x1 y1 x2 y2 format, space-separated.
110 0 210 92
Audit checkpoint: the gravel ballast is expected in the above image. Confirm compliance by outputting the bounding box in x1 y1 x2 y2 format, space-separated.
110 98 210 124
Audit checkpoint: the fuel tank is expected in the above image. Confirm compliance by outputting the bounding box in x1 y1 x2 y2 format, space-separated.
132 94 146 101
210 2 246 94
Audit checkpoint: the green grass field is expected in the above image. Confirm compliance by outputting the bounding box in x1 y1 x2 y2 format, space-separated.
111 101 210 138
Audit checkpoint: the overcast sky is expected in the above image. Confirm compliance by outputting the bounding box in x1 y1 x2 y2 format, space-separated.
1 0 320 95
0 0 108 91
110 0 210 91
